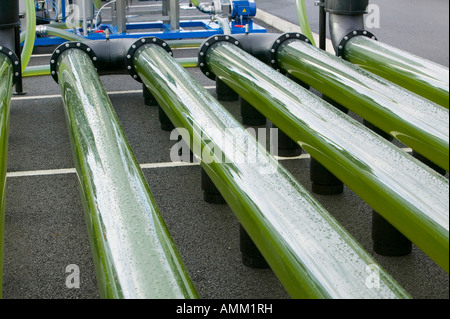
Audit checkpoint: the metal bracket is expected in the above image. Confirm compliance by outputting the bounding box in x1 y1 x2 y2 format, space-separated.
50 42 99 83
126 37 173 82
336 29 377 58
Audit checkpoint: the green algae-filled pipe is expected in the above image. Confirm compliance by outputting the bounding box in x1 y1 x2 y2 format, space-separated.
344 36 449 108
276 37 449 172
54 48 198 299
0 52 15 299
133 41 411 299
201 38 449 274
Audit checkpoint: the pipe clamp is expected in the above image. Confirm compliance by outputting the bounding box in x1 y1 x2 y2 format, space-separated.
269 33 312 72
336 29 377 58
198 35 243 80
50 42 99 83
127 37 173 82
0 45 21 84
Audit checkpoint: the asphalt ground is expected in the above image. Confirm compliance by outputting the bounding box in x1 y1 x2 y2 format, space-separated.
2 1 449 300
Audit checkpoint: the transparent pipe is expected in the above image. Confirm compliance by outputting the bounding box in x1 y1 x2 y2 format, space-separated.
21 0 37 72
23 65 51 77
55 48 198 299
0 53 14 299
134 43 411 299
277 39 449 171
205 41 449 273
344 36 450 108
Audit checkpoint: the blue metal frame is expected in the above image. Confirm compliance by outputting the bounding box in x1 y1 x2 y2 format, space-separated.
33 19 266 47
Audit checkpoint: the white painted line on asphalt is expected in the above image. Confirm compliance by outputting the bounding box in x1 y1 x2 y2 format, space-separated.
255 9 335 54
5 148 416 179
11 93 63 101
11 90 140 101
7 168 76 178
6 154 312 178
6 161 200 178
7 148 416 179
11 86 216 101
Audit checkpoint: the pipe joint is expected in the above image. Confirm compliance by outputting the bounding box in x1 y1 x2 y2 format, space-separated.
326 0 376 55
50 37 173 83
199 33 313 79
336 29 377 58
35 25 47 36
324 0 369 15
231 33 312 71
127 37 173 82
262 33 312 72
0 0 20 29
50 42 98 83
198 35 243 80
0 45 21 84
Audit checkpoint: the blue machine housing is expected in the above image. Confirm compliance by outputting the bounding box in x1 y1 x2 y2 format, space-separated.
231 0 257 19
229 0 258 32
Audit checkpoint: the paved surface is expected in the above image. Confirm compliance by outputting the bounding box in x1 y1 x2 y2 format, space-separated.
2 0 449 299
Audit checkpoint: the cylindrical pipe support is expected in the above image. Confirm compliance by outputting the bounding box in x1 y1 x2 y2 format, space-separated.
52 46 198 299
133 39 411 298
200 36 449 273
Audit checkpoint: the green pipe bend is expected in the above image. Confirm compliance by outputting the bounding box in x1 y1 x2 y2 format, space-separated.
296 0 316 46
21 0 37 72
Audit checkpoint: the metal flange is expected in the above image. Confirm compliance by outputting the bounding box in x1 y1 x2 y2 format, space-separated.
269 33 313 72
50 41 98 83
336 29 377 58
126 37 173 83
0 45 21 84
198 35 244 80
